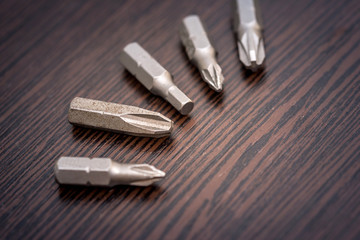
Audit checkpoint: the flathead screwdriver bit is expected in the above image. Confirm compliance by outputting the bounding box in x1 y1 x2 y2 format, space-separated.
233 0 265 71
55 157 165 187
68 97 173 138
180 15 224 92
120 42 194 115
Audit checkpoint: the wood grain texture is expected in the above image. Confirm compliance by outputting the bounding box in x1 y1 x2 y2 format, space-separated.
1 0 359 239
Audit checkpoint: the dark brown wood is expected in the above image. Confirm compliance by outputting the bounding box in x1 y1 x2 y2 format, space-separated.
1 0 359 239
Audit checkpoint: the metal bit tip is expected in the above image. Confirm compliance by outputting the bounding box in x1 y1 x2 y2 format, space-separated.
237 35 265 71
180 15 224 91
120 42 194 115
200 64 223 92
126 164 166 186
55 157 166 187
233 0 265 71
68 97 173 138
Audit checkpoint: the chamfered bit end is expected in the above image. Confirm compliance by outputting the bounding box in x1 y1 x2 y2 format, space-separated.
166 86 194 115
68 97 173 138
54 157 165 187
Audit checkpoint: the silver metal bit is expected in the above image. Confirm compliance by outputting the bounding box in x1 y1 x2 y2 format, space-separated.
120 42 194 115
54 157 165 187
179 15 224 92
68 97 173 138
233 0 265 71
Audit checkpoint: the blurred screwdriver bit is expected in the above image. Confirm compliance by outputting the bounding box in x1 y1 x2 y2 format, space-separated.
68 97 173 138
180 15 224 92
55 157 165 187
233 0 265 71
120 42 194 115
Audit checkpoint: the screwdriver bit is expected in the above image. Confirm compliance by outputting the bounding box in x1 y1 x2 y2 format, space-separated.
180 15 224 92
120 42 194 115
233 0 265 71
68 97 173 138
55 157 165 187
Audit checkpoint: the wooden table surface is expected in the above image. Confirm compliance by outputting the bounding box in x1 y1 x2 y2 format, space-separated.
1 0 359 239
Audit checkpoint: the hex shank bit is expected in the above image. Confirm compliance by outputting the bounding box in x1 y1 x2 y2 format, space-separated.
180 15 224 92
233 0 265 71
55 157 165 187
68 97 173 138
120 42 194 115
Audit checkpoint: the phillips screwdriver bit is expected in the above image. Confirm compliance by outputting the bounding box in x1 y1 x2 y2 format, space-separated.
55 157 165 187
68 97 173 138
180 15 224 92
233 0 265 71
120 42 194 115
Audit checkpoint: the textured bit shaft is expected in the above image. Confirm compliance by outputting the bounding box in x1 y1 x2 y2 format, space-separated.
68 97 173 138
180 15 224 92
233 0 265 71
55 157 165 187
120 42 194 115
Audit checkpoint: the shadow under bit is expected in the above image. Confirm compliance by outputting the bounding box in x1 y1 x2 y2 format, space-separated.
57 184 167 203
241 65 267 87
71 126 174 151
121 70 150 97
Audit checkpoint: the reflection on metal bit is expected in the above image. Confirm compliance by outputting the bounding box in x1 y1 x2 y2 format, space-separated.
68 97 173 138
233 0 265 71
180 15 224 92
120 42 194 115
55 157 165 187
